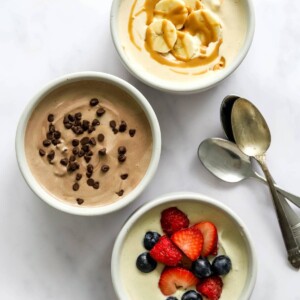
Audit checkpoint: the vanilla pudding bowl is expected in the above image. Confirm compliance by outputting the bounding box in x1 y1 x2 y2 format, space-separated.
111 0 255 93
16 72 161 216
112 192 257 299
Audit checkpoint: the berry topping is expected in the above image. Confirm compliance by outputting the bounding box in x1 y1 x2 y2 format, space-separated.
193 222 218 257
181 290 203 300
150 236 183 266
196 276 223 300
171 228 203 261
212 255 232 276
136 252 157 273
158 267 198 296
144 231 161 250
161 207 190 236
192 257 213 279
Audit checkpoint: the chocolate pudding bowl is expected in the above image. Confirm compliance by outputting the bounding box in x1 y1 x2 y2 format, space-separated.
111 0 255 93
16 73 161 216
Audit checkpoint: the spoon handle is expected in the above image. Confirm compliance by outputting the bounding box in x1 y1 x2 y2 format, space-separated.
253 172 300 208
256 155 300 269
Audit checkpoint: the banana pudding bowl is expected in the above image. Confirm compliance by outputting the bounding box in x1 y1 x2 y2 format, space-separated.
111 0 255 93
16 72 161 216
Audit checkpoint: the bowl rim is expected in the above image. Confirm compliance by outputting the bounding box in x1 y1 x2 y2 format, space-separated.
111 191 257 300
15 71 161 216
110 0 256 94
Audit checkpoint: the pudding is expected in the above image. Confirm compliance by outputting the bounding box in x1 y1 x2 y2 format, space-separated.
25 80 153 207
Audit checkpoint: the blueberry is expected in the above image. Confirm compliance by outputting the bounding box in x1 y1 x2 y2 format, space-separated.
212 255 232 276
143 231 161 250
181 290 203 300
136 252 157 273
166 297 178 300
192 257 213 279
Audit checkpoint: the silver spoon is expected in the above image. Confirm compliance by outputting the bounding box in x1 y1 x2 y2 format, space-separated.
231 98 300 268
198 138 300 208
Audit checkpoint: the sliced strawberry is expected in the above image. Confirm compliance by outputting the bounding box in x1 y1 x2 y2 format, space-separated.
196 275 223 300
161 207 190 236
193 221 218 257
159 267 198 296
171 228 203 261
150 236 182 266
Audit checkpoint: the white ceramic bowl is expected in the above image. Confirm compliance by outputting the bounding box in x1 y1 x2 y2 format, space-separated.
15 72 161 216
110 0 255 94
111 192 257 300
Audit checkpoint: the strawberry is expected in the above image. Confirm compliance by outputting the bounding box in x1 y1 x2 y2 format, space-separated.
193 221 218 257
159 267 198 296
196 275 223 300
161 207 190 236
150 236 182 266
171 228 203 261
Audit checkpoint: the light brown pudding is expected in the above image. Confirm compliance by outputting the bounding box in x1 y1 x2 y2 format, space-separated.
25 80 153 207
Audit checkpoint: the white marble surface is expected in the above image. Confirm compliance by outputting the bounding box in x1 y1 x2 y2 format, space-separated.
1 0 300 299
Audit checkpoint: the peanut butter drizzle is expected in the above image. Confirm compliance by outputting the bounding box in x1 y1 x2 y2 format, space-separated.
128 0 141 50
162 19 175 49
144 0 161 25
154 5 188 28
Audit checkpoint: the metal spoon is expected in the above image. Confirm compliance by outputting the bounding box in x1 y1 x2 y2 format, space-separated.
231 98 300 268
198 138 300 208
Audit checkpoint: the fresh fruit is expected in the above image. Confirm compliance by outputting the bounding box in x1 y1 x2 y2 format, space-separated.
181 290 203 300
144 231 161 250
171 228 203 261
212 255 232 276
196 276 223 300
136 252 157 273
172 32 196 61
146 20 177 53
154 0 188 29
192 257 213 279
158 267 198 295
161 207 190 236
150 236 183 266
183 0 202 11
193 222 218 257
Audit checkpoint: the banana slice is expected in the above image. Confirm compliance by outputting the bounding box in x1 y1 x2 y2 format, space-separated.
185 9 222 45
146 19 178 54
183 0 202 11
172 32 196 61
154 0 188 29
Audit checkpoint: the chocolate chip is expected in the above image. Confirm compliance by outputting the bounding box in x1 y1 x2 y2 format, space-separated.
93 182 100 189
89 137 96 146
53 131 61 139
87 178 95 186
101 165 110 173
92 119 100 126
47 132 53 140
72 126 78 134
118 154 126 162
65 123 72 129
86 172 92 178
78 150 85 157
78 127 84 135
72 147 79 155
98 148 106 156
75 112 82 120
113 128 119 134
75 120 81 126
76 173 82 181
82 120 90 130
97 134 105 142
63 115 69 124
96 107 106 117
109 120 116 128
72 139 79 147
68 162 79 172
82 145 90 153
86 150 93 157
48 114 54 122
69 155 76 162
88 126 95 134
47 150 55 161
43 139 51 147
76 198 84 205
60 158 69 166
118 146 127 154
90 98 99 106
39 149 45 157
52 139 60 146
119 121 127 132
49 124 55 133
116 190 124 196
81 137 90 145
87 164 93 173
73 182 79 191
129 129 136 137
68 114 75 122
120 174 128 180
84 156 91 163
